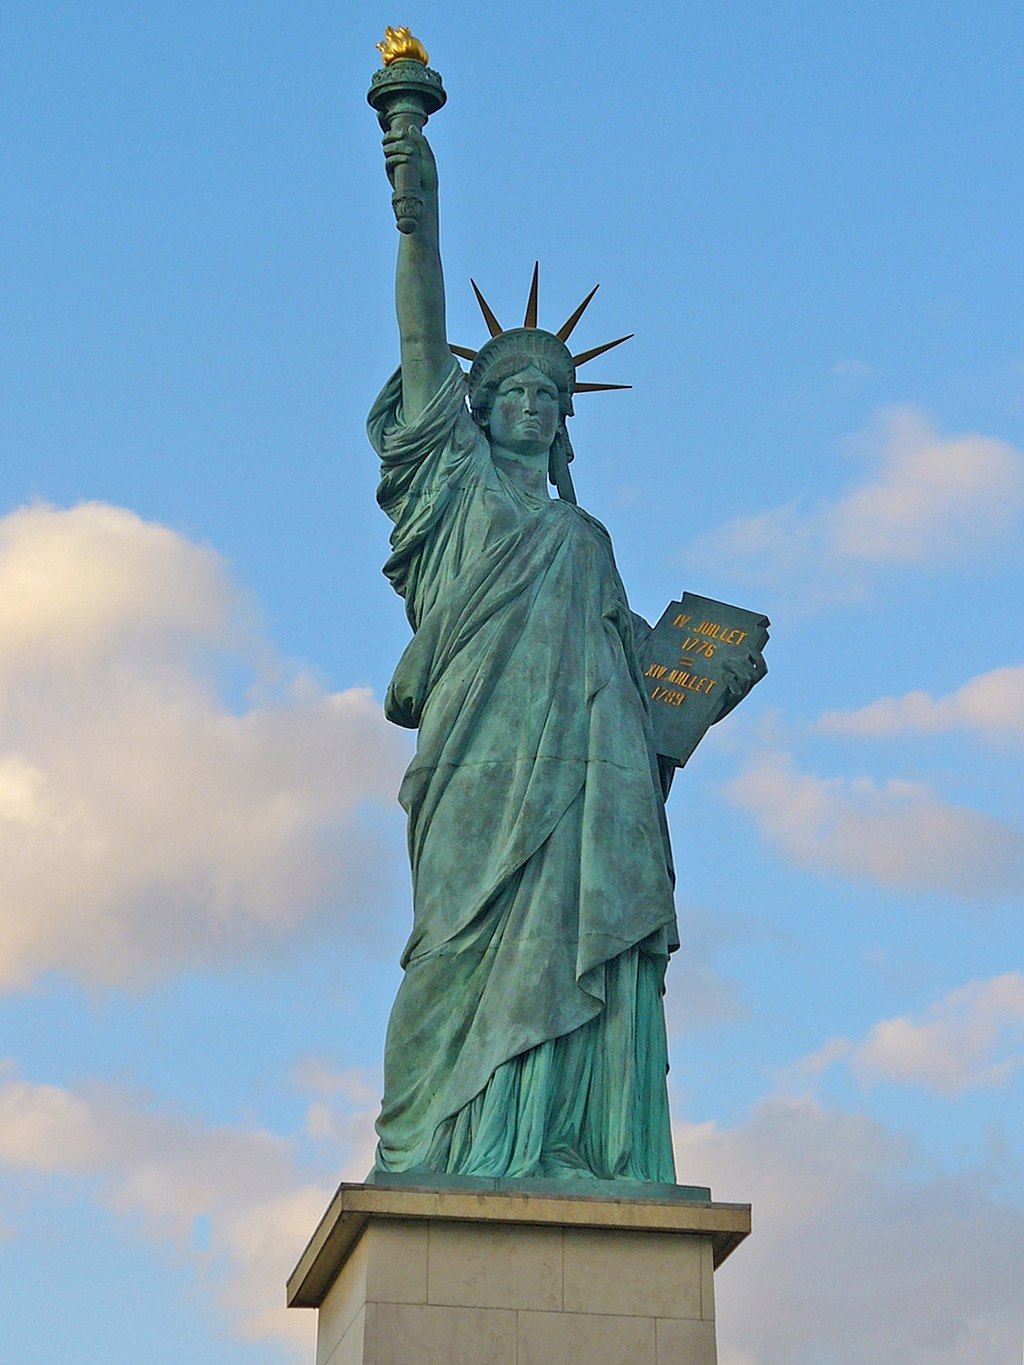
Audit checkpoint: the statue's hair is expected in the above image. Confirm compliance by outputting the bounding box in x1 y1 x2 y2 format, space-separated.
547 423 577 504
468 328 575 420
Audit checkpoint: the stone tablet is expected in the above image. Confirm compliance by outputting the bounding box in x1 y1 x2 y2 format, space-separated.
639 592 769 768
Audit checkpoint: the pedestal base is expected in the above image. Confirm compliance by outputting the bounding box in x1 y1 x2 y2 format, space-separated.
288 1181 751 1365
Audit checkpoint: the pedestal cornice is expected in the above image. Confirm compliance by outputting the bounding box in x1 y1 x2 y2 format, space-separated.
287 1180 751 1310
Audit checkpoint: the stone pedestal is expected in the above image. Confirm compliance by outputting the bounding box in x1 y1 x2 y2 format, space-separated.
287 1181 750 1365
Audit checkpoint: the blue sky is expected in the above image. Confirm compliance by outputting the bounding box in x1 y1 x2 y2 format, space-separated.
1 3 1022 1363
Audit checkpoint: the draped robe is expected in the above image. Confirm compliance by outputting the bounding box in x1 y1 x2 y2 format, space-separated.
368 362 679 1181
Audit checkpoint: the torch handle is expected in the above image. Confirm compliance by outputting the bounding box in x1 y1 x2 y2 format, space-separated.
384 104 428 235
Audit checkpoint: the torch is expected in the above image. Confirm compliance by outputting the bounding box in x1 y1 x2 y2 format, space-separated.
367 28 446 235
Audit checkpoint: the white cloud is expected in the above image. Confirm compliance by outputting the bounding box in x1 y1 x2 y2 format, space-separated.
293 1057 381 1176
674 1097 1024 1365
0 1062 346 1354
794 1035 856 1077
0 1057 388 1354
831 358 874 381
0 503 410 991
800 973 1024 1095
691 407 1024 594
831 407 1023 561
818 662 1024 748
0 501 235 689
726 751 1024 900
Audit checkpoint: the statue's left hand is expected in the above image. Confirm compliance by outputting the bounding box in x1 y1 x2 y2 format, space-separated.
714 648 767 722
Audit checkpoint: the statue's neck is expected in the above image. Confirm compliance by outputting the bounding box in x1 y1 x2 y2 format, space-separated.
489 446 551 499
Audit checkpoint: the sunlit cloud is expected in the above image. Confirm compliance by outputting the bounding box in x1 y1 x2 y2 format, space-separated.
818 662 1024 749
292 1057 380 1176
798 973 1024 1095
726 750 1024 901
0 1057 386 1354
0 503 410 992
0 1062 341 1354
690 407 1024 598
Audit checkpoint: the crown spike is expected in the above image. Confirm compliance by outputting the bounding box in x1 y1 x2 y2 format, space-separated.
449 344 478 361
572 334 634 367
556 284 600 342
573 382 632 393
523 262 540 328
470 280 503 337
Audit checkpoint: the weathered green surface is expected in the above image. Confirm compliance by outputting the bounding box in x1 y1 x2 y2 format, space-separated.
366 69 762 1184
368 365 677 1180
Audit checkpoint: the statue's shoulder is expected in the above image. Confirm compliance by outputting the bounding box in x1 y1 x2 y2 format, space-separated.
567 502 614 546
369 361 473 459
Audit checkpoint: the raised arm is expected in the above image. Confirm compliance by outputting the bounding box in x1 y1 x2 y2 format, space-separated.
382 124 452 420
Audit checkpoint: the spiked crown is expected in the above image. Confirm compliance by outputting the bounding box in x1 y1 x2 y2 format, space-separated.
450 264 632 418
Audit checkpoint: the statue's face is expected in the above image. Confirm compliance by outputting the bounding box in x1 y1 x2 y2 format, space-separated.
485 364 560 460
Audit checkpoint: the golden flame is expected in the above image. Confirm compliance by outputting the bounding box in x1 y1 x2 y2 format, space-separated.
376 27 429 66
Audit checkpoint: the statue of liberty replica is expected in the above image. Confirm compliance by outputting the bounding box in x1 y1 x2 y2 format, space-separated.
364 30 765 1185
288 32 763 1361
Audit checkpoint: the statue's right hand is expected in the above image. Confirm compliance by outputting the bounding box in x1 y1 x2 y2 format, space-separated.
382 122 438 197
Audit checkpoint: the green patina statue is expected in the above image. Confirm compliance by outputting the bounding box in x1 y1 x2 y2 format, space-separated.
365 36 763 1185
